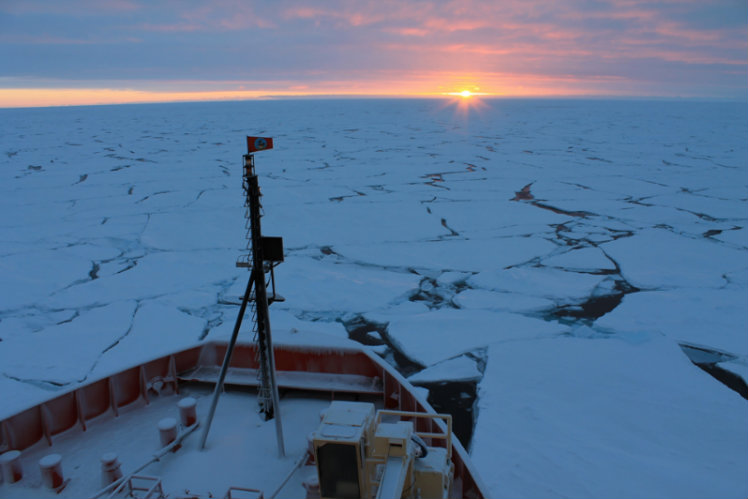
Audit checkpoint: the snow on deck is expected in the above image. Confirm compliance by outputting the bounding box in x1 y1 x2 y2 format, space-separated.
180 365 383 394
0 385 339 499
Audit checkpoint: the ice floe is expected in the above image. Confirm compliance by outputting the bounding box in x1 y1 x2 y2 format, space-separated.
471 336 748 498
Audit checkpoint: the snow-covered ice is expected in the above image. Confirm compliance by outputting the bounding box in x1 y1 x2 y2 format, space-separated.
471 335 747 498
1 98 746 498
382 307 564 367
602 228 746 289
596 287 748 357
408 355 482 384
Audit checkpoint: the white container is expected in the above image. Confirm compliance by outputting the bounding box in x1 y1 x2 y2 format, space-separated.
0 450 23 483
100 452 123 487
158 417 178 447
303 471 320 499
177 397 197 427
39 454 63 489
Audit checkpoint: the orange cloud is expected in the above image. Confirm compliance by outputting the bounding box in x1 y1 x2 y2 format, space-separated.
0 88 275 108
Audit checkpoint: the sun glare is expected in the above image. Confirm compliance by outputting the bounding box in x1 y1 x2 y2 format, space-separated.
439 87 488 118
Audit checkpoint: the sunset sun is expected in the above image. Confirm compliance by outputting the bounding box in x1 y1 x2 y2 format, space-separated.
440 87 488 116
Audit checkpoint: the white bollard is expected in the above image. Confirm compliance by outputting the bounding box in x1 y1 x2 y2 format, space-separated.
0 450 23 484
100 452 123 487
39 454 63 489
158 417 178 447
177 397 197 427
302 471 321 499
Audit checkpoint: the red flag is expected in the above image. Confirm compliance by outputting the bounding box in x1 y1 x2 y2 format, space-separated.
247 136 274 153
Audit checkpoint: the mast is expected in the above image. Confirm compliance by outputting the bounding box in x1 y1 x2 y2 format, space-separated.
200 137 285 457
244 153 285 451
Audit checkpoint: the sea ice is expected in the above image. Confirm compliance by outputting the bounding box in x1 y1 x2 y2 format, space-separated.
0 301 138 417
596 288 748 358
468 266 607 302
0 99 745 497
383 308 564 366
453 288 555 313
602 228 747 289
540 247 616 272
471 335 748 498
274 257 420 314
141 209 244 251
0 249 94 309
335 235 558 274
408 355 482 384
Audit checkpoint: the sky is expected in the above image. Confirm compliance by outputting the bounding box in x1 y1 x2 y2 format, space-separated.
0 0 746 107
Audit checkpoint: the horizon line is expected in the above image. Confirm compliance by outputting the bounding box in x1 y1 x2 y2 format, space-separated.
2 88 744 110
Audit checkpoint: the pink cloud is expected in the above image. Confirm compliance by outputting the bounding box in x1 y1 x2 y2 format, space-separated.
282 5 395 28
384 27 430 37
421 16 493 33
2 0 745 101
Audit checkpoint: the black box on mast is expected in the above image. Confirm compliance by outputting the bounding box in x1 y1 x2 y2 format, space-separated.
261 236 284 263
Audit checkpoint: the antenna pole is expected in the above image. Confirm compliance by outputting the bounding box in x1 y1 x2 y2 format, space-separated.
246 162 285 456
200 147 284 457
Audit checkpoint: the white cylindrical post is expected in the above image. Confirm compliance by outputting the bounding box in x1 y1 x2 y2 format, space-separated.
100 452 123 487
302 471 320 499
158 417 178 447
0 450 23 483
177 397 197 427
39 454 63 489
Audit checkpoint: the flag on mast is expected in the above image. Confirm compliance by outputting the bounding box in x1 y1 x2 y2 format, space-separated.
247 136 274 153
